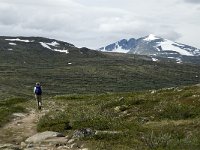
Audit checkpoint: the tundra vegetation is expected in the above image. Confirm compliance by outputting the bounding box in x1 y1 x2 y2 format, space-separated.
0 37 200 149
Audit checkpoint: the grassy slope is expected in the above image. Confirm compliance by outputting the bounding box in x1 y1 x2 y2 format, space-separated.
0 43 200 99
37 85 200 150
1 37 200 149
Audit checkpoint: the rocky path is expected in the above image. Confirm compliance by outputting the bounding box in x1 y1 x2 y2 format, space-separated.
0 107 88 150
0 110 38 145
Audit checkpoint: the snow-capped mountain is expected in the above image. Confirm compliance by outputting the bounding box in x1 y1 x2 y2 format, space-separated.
99 34 200 63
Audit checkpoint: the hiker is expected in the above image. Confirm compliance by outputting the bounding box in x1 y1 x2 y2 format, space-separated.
34 82 42 109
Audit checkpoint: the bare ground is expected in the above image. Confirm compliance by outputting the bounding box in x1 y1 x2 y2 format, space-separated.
0 109 42 144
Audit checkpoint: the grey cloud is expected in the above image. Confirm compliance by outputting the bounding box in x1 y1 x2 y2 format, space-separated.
0 0 199 49
183 0 200 3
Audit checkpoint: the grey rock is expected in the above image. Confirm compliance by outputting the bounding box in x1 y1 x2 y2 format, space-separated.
70 143 78 149
0 144 19 150
20 142 26 148
43 137 68 145
73 128 95 139
12 113 26 118
25 131 64 143
67 139 75 144
26 143 33 148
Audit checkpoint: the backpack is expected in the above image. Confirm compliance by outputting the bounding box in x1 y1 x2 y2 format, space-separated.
35 86 42 95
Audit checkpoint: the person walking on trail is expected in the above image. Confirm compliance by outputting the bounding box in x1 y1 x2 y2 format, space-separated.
34 82 42 110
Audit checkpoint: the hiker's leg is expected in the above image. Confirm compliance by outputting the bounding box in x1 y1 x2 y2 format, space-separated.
35 95 40 109
39 95 42 106
37 95 42 109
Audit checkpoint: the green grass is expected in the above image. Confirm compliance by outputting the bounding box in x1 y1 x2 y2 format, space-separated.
1 39 200 99
37 111 71 132
0 97 28 127
37 85 200 149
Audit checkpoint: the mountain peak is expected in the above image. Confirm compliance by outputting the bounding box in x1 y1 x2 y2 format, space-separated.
143 34 160 41
98 35 200 63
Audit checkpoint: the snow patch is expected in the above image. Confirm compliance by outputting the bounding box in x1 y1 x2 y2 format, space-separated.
158 40 193 56
113 47 129 53
39 42 69 54
152 58 158 62
54 49 69 54
166 56 183 64
9 43 17 46
143 34 159 41
5 38 31 43
155 47 161 52
8 48 13 51
39 42 52 50
110 42 129 53
167 57 175 59
176 58 182 64
46 41 59 47
100 41 130 53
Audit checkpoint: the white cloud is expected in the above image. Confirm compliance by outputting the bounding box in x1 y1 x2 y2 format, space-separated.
0 0 199 49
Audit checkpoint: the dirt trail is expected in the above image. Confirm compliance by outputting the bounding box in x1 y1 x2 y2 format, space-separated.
0 102 87 150
0 109 46 144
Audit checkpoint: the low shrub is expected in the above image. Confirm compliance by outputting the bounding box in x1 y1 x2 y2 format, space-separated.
141 131 172 149
37 112 72 132
72 117 112 130
157 102 197 120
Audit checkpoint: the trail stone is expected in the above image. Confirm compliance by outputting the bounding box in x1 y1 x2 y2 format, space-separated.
27 143 33 148
67 139 75 144
114 106 121 112
43 137 68 145
13 113 26 118
70 143 78 149
81 148 89 150
20 142 26 148
25 131 64 143
0 144 20 150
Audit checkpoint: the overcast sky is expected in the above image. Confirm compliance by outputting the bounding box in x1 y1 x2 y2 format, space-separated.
0 0 199 49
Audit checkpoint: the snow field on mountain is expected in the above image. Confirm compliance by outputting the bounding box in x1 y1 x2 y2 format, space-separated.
158 40 194 56
5 38 33 43
39 41 69 54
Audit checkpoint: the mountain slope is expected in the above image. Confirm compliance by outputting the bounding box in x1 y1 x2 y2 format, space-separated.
99 34 200 63
0 36 200 99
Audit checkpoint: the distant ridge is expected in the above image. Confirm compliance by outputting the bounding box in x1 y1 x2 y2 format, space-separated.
99 34 200 63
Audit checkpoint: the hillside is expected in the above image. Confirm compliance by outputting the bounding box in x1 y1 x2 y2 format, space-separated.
0 36 200 149
38 85 200 150
1 36 200 99
1 85 200 149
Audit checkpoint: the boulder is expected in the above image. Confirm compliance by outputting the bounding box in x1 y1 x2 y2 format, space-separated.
25 131 64 143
